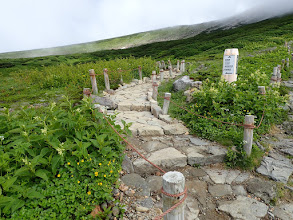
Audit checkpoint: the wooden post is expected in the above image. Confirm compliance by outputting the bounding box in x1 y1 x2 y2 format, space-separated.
258 86 266 95
180 61 183 73
160 69 164 82
286 58 290 68
89 69 98 95
162 93 171 115
277 69 282 83
177 60 180 73
152 81 159 101
271 67 278 84
103 68 110 90
285 41 288 48
288 46 291 54
162 171 185 220
168 60 172 67
138 66 142 81
243 115 254 156
169 65 173 78
282 59 285 69
83 88 91 98
152 71 157 83
182 60 185 72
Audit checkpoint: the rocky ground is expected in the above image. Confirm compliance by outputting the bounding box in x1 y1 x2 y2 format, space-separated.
92 70 293 220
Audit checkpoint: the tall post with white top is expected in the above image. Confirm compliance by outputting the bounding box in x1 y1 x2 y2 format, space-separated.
222 49 239 83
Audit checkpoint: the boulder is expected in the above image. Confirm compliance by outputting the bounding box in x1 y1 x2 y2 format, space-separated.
92 95 117 109
173 76 193 91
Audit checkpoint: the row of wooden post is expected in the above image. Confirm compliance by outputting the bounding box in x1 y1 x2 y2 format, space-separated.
158 60 186 73
87 67 144 95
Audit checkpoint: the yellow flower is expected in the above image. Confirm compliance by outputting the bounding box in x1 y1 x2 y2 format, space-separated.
99 182 102 186
99 163 102 166
89 158 92 161
57 174 61 177
71 175 74 177
78 181 80 184
67 162 70 165
77 162 80 165
113 159 115 162
110 170 113 173
95 172 98 176
81 159 84 163
87 191 91 195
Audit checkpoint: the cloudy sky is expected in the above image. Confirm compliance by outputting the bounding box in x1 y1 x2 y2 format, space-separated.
0 0 293 53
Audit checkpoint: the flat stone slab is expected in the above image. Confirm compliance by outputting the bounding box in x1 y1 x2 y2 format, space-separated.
189 137 210 146
218 196 268 220
187 145 227 166
246 178 276 204
133 147 187 174
208 184 233 197
141 141 168 153
137 126 164 136
163 123 188 135
273 203 293 220
121 173 150 197
204 169 243 184
256 156 293 183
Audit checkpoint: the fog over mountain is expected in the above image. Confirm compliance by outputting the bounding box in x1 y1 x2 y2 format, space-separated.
0 0 292 57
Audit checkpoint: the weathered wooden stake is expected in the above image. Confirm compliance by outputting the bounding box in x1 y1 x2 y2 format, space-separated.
160 69 164 82
286 58 290 68
182 60 185 72
277 69 282 83
83 88 91 98
162 171 185 220
103 68 110 90
89 69 98 95
177 60 180 73
152 81 159 101
258 86 266 95
138 66 142 81
152 71 157 83
180 61 183 73
169 65 173 78
162 93 171 115
243 115 255 156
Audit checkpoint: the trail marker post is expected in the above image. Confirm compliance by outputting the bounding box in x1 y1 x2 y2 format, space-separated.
89 69 98 95
222 48 239 83
103 68 110 91
243 115 255 157
162 171 185 220
162 93 171 115
160 69 164 82
138 66 142 81
152 71 157 83
152 81 159 101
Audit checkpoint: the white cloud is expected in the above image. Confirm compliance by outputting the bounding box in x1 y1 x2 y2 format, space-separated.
0 0 292 53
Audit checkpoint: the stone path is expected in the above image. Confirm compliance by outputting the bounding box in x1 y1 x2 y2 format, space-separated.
92 70 293 220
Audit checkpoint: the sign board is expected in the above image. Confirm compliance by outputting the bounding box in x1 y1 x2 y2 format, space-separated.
222 49 239 83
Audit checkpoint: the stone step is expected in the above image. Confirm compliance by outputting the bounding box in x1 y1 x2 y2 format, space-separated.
133 147 187 174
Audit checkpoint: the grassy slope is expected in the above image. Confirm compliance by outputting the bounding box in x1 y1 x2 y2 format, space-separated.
0 23 212 59
0 14 293 108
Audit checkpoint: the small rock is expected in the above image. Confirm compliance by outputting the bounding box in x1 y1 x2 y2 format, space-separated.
208 184 233 197
125 190 135 197
246 178 276 203
232 185 247 196
112 206 120 217
136 206 149 212
146 176 163 193
119 183 129 192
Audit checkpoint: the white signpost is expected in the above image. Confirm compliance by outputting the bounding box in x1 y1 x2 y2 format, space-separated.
222 48 239 83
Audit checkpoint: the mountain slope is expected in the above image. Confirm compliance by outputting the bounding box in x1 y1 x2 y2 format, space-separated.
1 7 293 59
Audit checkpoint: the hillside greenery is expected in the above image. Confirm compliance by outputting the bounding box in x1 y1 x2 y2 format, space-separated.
0 13 293 218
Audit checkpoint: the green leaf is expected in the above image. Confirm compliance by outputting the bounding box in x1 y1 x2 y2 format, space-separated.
0 196 13 207
14 167 31 177
10 198 25 213
27 189 44 199
101 146 111 155
35 169 48 181
2 177 17 191
40 147 51 157
51 155 61 175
